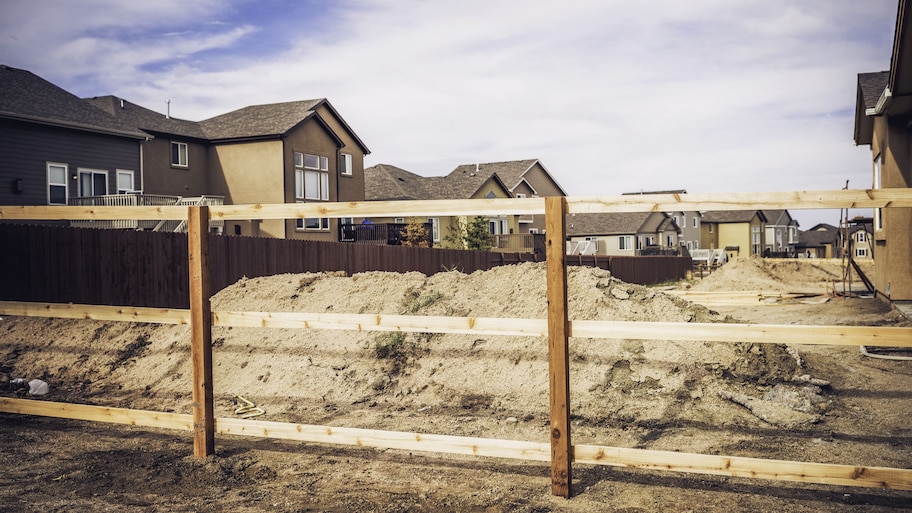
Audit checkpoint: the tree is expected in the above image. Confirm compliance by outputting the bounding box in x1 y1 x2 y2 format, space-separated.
445 216 493 251
399 217 430 247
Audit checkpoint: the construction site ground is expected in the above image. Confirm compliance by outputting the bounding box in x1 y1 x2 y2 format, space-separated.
1 257 910 512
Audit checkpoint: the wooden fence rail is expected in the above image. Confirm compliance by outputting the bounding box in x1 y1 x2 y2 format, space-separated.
2 189 912 498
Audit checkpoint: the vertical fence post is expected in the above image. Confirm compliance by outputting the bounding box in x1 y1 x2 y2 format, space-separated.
545 196 572 497
188 206 215 457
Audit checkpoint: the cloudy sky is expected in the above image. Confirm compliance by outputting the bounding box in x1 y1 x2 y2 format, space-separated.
0 0 898 227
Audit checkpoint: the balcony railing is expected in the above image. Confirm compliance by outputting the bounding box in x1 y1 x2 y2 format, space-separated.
68 194 225 231
339 223 433 246
490 233 545 253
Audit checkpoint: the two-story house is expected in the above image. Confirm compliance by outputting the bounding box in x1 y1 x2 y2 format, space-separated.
621 190 701 253
761 209 799 257
0 66 147 210
853 0 912 302
700 210 767 260
566 212 680 256
446 159 567 234
794 223 839 259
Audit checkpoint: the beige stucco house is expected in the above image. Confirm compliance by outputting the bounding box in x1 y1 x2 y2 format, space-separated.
853 0 912 302
566 211 681 256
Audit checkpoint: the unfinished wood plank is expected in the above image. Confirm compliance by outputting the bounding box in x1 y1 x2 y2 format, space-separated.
216 418 551 461
188 206 215 457
0 301 190 324
569 320 912 347
212 311 549 336
209 197 545 221
545 196 572 498
574 443 912 491
0 397 193 431
0 205 187 221
567 189 912 214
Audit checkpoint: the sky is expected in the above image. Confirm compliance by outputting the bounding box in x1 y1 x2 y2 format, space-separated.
0 0 899 229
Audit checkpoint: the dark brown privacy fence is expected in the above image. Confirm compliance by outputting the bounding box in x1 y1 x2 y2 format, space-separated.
0 223 691 308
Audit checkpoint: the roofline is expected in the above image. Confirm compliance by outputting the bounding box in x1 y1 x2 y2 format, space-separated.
313 99 371 155
520 159 568 196
0 110 149 140
511 176 539 196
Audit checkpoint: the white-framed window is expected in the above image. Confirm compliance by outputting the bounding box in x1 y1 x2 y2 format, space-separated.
687 241 693 250
874 154 883 231
171 141 188 167
856 230 867 243
681 214 686 227
116 170 136 194
303 153 328 171
646 236 654 246
340 153 353 176
584 236 599 251
855 246 869 258
788 226 797 244
752 225 762 255
694 240 700 249
77 169 107 197
692 217 698 228
529 228 538 234
618 235 633 251
667 235 674 247
515 193 526 198
304 170 329 200
47 162 68 205
394 217 405 224
673 215 679 226
296 152 329 201
304 217 330 230
428 217 440 243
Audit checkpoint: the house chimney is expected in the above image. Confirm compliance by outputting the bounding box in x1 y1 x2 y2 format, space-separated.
166 99 171 119
119 98 124 109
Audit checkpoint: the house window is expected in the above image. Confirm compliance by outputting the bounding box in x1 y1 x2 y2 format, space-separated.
78 169 107 197
855 246 869 258
856 231 867 243
788 226 797 244
708 224 714 233
47 163 68 205
340 153 353 176
171 142 188 167
428 217 440 243
646 236 654 246
752 225 762 255
692 217 698 228
529 228 538 234
673 215 679 226
116 170 136 194
394 217 405 224
618 235 633 251
667 235 673 247
295 152 330 230
515 193 526 198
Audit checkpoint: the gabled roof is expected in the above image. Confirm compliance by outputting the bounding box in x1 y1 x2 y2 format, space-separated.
701 210 768 223
364 164 433 201
567 212 655 237
448 159 567 196
0 65 147 139
365 164 512 201
796 224 838 247
761 209 793 226
84 95 209 140
198 98 370 153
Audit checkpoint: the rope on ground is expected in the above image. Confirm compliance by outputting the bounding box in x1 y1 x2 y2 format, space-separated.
234 395 266 418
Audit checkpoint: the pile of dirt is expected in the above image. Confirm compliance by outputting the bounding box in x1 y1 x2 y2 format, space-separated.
2 262 827 439
692 257 871 293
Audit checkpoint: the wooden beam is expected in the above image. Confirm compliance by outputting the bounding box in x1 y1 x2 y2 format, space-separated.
0 205 186 221
567 189 912 214
3 397 908 491
545 196 572 498
188 206 215 457
2 301 909 348
573 443 912 491
0 301 190 324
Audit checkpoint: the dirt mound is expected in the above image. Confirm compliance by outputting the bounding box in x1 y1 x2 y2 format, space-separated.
1 262 823 438
693 257 868 293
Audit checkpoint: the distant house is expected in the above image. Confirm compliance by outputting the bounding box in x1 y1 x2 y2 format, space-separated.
700 210 767 259
364 163 525 250
566 211 680 256
622 190 701 252
0 65 146 210
447 159 567 234
853 0 912 301
761 209 799 256
794 223 838 259
837 217 875 261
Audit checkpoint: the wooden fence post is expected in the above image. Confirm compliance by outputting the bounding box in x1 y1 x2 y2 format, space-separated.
188 206 215 457
545 196 572 498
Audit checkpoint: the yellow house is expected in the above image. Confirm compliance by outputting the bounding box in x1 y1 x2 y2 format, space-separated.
700 210 767 259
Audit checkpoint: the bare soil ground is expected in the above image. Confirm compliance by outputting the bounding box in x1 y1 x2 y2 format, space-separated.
1 257 910 512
